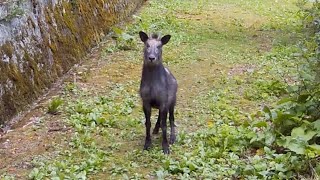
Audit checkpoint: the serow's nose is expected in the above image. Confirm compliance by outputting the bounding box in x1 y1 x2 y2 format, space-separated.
149 57 155 61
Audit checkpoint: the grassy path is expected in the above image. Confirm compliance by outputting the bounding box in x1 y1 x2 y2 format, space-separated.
1 0 308 179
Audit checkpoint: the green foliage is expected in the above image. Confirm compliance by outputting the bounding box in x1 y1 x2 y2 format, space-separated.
0 173 15 180
67 90 137 128
244 80 287 100
29 146 108 180
110 27 136 51
47 97 64 115
30 83 140 179
63 82 78 93
248 1 320 178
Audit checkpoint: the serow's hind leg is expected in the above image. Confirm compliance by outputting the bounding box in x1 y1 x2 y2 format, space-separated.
169 106 176 145
153 113 161 134
160 106 169 154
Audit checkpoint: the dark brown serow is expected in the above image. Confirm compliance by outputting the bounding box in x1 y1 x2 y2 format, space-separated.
139 31 178 154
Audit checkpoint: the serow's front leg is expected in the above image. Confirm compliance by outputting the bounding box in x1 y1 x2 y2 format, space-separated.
143 104 152 150
159 106 169 154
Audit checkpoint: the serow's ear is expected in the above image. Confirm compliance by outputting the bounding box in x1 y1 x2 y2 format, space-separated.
161 35 171 45
139 31 149 42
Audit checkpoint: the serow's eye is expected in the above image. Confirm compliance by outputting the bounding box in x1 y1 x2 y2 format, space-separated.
146 44 150 48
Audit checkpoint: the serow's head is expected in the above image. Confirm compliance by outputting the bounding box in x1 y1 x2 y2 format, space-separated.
139 31 171 65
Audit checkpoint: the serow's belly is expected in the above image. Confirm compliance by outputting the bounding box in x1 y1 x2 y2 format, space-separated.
150 99 160 109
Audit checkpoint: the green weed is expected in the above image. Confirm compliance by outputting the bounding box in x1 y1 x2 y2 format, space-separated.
0 174 15 180
47 97 64 115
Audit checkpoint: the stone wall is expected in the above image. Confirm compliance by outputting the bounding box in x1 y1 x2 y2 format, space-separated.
0 0 145 124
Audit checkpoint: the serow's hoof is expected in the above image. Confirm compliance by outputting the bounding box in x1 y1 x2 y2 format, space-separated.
143 140 151 150
169 135 176 144
163 147 170 154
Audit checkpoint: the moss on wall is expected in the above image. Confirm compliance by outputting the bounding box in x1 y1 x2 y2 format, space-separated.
0 0 145 124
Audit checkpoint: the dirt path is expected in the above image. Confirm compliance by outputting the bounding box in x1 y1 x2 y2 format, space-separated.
0 0 299 179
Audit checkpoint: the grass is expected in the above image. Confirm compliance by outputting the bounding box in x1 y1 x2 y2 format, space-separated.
47 97 64 115
2 0 318 179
